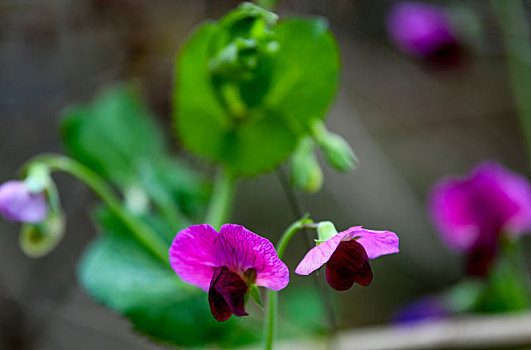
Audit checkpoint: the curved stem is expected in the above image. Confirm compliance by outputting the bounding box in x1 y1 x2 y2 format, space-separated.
276 217 312 260
23 154 169 265
205 167 237 230
264 216 313 350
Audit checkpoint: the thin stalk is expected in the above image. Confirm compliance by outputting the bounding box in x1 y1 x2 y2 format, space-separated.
23 154 169 265
275 167 338 333
491 0 531 161
205 167 237 230
264 290 278 350
264 217 311 350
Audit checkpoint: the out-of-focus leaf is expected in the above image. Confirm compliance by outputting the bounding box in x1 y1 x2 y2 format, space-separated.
174 16 340 176
78 208 259 347
473 244 531 313
61 85 165 186
138 157 210 221
282 286 326 336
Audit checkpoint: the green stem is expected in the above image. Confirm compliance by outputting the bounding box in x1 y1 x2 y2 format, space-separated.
264 216 313 350
264 290 278 350
23 154 169 265
205 167 237 230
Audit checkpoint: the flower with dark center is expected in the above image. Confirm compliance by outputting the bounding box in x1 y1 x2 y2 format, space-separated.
295 226 399 291
387 2 463 67
169 224 289 321
430 162 531 276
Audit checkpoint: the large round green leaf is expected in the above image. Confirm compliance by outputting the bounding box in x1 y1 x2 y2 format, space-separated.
174 17 340 176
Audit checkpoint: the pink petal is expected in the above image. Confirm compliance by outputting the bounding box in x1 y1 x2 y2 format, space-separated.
429 161 531 252
169 224 220 291
0 181 47 223
295 230 351 275
217 224 289 291
429 178 480 251
474 162 531 236
347 227 400 259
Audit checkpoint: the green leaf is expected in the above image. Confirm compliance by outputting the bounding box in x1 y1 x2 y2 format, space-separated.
61 85 166 186
174 16 340 176
282 286 327 336
78 209 259 347
249 284 263 308
263 18 340 128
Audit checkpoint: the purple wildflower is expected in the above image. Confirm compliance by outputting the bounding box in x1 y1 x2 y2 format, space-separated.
387 2 461 66
0 181 47 223
430 162 531 276
295 227 399 291
393 297 449 324
169 224 289 321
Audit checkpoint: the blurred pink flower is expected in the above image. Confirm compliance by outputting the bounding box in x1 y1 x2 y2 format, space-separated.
169 224 288 321
430 162 531 275
0 180 47 223
295 227 399 291
387 2 461 65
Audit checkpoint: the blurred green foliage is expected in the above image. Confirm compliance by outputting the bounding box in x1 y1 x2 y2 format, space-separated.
174 3 340 176
60 85 258 347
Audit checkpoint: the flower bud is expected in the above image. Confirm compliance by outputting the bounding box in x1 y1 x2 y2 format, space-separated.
312 120 357 172
19 210 65 258
208 3 279 80
0 181 47 223
316 221 338 243
290 137 323 193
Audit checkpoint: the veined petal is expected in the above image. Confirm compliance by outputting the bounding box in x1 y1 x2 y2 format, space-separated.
295 230 350 275
217 224 289 291
347 227 400 259
169 224 220 291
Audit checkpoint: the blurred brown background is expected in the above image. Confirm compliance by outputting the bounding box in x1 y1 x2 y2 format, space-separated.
0 0 529 349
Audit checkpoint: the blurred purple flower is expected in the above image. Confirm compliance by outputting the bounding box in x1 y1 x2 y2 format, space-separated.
430 162 531 275
387 2 461 65
169 224 289 322
393 297 449 324
295 227 399 291
0 181 47 223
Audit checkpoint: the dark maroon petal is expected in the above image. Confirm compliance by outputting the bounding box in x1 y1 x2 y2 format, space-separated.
208 282 232 322
325 241 373 291
466 242 497 276
354 260 373 287
208 266 248 321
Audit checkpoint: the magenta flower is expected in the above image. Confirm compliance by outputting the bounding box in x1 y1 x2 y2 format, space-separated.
0 181 47 223
295 227 399 291
169 224 289 321
387 2 461 65
430 162 531 275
